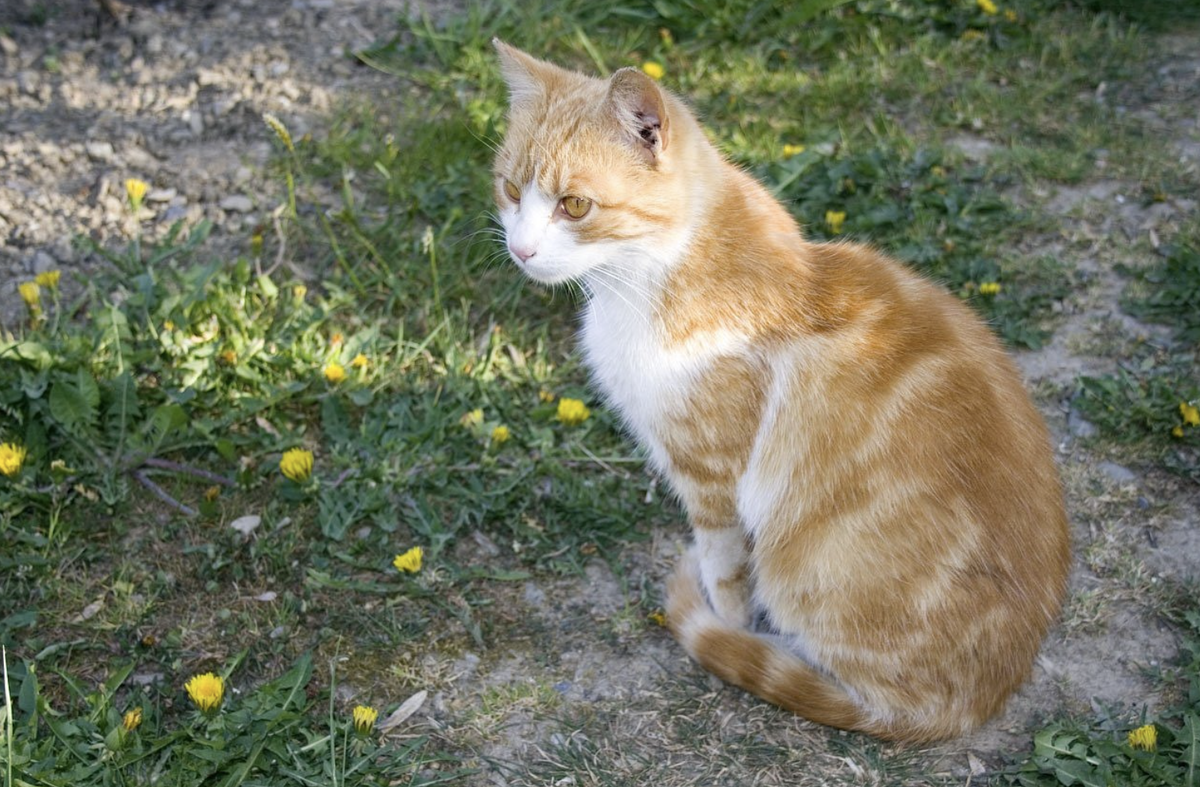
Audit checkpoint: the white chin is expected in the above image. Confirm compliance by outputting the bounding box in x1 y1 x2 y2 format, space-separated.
517 258 581 285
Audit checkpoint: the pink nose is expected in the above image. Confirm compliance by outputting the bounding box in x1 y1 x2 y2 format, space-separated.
509 243 536 263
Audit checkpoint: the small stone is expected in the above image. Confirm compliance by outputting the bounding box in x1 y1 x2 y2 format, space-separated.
230 514 261 535
131 671 164 686
85 141 115 162
269 60 289 77
17 70 39 96
253 590 277 602
161 204 188 222
147 188 176 203
30 250 57 274
1098 461 1137 485
0 35 17 57
269 625 286 639
1067 409 1098 439
1137 496 1150 510
219 195 253 212
233 165 252 184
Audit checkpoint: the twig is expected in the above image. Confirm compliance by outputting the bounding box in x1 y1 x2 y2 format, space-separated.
141 457 236 487
133 470 198 517
329 467 358 490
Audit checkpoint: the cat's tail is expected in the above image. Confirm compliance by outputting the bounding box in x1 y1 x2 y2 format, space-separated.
665 553 925 742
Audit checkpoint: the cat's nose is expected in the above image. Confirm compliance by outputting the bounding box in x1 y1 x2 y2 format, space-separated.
509 242 536 263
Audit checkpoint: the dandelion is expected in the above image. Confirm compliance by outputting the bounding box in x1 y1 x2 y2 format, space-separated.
825 210 846 235
122 707 143 732
641 61 665 80
125 178 149 212
35 270 61 289
184 672 224 714
977 0 998 14
979 282 1002 296
1127 723 1157 751
18 281 41 309
556 398 591 426
220 349 237 365
163 320 176 331
204 485 221 502
782 143 805 157
262 112 295 153
491 425 511 444
961 29 985 41
279 448 314 482
330 333 344 347
393 546 423 574
1004 9 1017 21
1173 425 1185 439
350 353 369 369
538 389 555 403
461 408 484 428
292 284 307 301
324 363 347 384
0 443 27 478
1180 402 1199 427
647 610 667 627
250 232 263 256
353 704 378 734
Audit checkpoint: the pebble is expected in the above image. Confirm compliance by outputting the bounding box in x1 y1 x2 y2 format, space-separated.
17 70 38 95
30 250 57 274
85 141 115 162
0 35 17 57
219 194 253 212
1098 461 1137 485
147 187 176 203
1067 408 1098 439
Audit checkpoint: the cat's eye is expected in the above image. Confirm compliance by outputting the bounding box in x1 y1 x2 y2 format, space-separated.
502 179 521 202
560 196 592 220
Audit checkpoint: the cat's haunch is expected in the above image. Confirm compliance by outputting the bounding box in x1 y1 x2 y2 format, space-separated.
491 40 1070 743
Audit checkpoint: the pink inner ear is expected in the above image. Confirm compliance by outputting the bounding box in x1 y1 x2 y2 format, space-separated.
606 68 670 161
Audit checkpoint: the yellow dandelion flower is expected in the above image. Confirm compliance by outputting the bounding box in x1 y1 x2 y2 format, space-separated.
641 61 664 80
220 349 237 365
461 408 484 428
647 610 666 627
324 363 347 384
1173 425 1185 439
1180 402 1200 427
353 704 378 734
184 672 224 714
163 320 176 331
262 112 295 153
123 707 143 732
35 270 61 289
250 233 263 256
1127 723 1156 751
0 442 27 478
825 210 846 235
279 448 313 482
556 397 591 426
350 353 369 369
977 0 998 14
330 333 344 347
204 485 221 502
961 29 985 41
125 178 149 211
979 282 1002 296
292 284 307 301
1004 9 1017 21
782 143 806 157
538 389 555 403
491 425 511 444
18 281 41 308
393 546 423 574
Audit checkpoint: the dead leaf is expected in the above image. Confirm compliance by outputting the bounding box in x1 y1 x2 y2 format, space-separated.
378 689 427 735
230 515 261 536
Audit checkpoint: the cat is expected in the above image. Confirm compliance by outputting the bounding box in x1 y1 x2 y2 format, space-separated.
490 40 1070 743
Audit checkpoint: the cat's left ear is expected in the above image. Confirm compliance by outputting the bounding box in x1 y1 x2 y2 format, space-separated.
605 67 671 166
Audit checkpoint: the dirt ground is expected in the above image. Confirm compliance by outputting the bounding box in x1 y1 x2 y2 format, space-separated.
2 2 1198 784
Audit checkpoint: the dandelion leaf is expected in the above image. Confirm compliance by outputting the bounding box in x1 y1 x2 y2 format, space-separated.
48 367 100 439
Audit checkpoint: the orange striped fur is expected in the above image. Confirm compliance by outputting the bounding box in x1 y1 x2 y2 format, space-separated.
492 41 1070 743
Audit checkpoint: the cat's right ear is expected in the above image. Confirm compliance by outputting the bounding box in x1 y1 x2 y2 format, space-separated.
605 67 671 167
493 38 547 108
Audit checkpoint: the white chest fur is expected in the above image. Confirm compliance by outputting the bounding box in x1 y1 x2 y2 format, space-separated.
578 281 747 472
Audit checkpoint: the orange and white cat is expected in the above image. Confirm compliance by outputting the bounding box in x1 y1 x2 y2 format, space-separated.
491 41 1070 742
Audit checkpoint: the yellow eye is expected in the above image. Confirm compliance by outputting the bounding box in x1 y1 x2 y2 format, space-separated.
560 196 592 220
503 180 521 202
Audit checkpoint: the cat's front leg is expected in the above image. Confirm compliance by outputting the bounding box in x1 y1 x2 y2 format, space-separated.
692 524 752 628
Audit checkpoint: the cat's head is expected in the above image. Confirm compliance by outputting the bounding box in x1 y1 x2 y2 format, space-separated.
492 40 697 285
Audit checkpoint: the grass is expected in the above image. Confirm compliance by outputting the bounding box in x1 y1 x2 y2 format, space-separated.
2 0 1200 784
